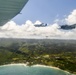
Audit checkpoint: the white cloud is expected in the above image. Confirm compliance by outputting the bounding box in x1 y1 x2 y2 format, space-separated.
0 9 76 39
0 20 76 39
54 19 60 23
65 9 76 25
34 20 42 25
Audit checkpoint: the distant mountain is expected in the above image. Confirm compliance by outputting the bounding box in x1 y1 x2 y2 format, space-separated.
61 24 76 30
34 23 47 27
34 22 76 30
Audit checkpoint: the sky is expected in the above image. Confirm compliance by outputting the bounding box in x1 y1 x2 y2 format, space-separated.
0 0 76 39
13 0 76 25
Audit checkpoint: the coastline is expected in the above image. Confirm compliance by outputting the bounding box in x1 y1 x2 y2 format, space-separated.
0 63 27 67
0 63 75 75
0 63 59 70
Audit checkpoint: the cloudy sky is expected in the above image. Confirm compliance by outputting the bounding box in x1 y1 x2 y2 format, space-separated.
13 0 76 25
0 0 76 39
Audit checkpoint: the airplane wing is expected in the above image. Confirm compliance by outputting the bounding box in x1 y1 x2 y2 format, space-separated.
0 0 29 26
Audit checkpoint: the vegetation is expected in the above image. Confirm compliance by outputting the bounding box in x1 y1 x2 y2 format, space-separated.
0 38 76 74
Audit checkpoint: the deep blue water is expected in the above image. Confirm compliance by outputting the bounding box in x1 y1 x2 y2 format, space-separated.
0 65 72 75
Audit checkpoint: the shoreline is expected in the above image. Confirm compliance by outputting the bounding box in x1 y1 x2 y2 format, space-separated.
0 63 74 75
0 64 59 70
0 63 27 67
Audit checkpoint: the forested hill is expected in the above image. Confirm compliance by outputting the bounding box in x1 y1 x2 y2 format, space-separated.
0 38 76 53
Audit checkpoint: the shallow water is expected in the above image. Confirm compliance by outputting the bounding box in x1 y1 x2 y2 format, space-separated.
0 65 72 75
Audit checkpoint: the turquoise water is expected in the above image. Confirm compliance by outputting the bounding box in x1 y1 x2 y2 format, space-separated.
0 65 72 75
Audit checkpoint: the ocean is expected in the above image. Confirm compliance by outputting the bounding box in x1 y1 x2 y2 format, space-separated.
0 64 72 75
